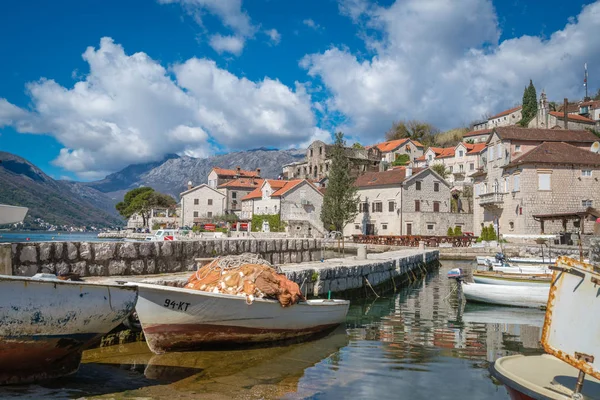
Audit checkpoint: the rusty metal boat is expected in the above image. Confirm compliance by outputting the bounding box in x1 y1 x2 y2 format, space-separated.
490 256 600 399
130 282 350 354
0 274 138 385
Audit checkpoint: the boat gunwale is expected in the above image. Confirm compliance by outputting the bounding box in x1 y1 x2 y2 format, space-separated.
0 274 138 291
129 282 350 307
489 355 552 400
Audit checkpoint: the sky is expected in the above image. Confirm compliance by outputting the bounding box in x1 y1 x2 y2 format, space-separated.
0 0 599 181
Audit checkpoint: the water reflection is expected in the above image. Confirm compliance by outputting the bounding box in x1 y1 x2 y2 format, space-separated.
0 261 544 399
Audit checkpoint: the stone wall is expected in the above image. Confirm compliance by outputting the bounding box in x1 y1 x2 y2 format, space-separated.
3 238 324 277
589 237 600 264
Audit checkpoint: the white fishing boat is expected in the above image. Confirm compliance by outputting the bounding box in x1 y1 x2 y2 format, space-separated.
490 265 552 275
476 255 556 266
472 271 551 287
0 274 138 385
461 282 549 308
491 256 600 399
0 204 28 225
131 282 350 354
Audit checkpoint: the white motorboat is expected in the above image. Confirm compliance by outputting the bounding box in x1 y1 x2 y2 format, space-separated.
472 270 551 287
476 255 556 266
460 282 549 308
131 282 350 354
0 274 138 384
490 265 553 275
0 204 28 225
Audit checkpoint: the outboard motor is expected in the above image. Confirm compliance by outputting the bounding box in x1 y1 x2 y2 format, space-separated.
447 268 463 282
495 252 506 263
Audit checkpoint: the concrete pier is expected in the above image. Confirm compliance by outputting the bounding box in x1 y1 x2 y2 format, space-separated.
86 248 439 297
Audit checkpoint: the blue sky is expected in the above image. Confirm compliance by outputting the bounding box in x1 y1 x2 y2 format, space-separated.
0 0 598 181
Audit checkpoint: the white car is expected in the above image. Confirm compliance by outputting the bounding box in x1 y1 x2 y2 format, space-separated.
145 229 178 241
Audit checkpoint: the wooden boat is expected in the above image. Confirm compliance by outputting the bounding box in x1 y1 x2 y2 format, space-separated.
472 270 551 286
131 282 350 354
461 282 549 308
490 265 552 275
491 257 600 399
0 274 138 385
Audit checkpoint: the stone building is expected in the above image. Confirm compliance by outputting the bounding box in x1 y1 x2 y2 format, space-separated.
241 179 325 236
282 140 381 183
207 167 261 189
179 182 226 227
462 128 493 143
528 92 598 130
414 143 486 184
472 127 600 236
577 99 600 122
368 138 424 164
217 177 263 216
488 106 522 128
344 167 472 237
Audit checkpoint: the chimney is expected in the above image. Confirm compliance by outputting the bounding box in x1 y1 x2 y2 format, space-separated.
564 98 568 129
256 168 261 177
187 181 193 190
406 166 412 177
236 166 241 176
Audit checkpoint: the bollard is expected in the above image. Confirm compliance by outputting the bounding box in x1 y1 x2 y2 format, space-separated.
357 244 367 260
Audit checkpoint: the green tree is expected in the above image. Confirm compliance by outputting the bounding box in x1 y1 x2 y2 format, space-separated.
519 80 538 126
385 120 439 146
352 142 364 149
487 223 498 241
454 226 462 236
430 163 449 180
447 227 455 236
321 132 359 232
391 153 410 166
115 187 176 227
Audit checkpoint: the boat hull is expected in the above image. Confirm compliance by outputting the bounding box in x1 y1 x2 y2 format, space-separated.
472 272 551 287
0 204 28 225
0 275 138 385
132 283 350 354
462 282 549 308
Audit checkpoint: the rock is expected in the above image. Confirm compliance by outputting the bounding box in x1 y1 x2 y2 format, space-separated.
67 242 78 261
108 260 128 275
94 243 115 261
168 260 183 272
19 246 37 263
80 242 92 260
16 264 38 276
139 242 154 257
147 259 157 274
130 260 145 275
250 240 257 253
157 260 168 273
39 242 52 261
40 264 56 274
72 261 87 276
56 261 70 276
53 242 64 260
161 242 173 257
88 264 107 276
119 242 138 259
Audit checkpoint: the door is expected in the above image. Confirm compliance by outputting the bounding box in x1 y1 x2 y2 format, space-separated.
366 223 375 236
406 223 412 235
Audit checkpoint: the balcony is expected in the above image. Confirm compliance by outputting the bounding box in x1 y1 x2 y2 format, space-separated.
479 192 506 206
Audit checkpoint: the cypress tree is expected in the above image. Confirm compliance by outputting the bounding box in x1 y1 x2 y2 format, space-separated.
519 79 538 126
320 132 360 232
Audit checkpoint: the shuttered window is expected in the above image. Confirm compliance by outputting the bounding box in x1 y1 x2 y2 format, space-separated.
513 175 520 192
433 202 440 212
538 173 551 191
415 200 420 212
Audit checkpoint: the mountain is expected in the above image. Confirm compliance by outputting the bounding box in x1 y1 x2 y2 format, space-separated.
0 152 122 228
84 148 305 200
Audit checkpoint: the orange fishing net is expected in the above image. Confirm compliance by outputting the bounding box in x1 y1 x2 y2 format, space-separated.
185 255 304 307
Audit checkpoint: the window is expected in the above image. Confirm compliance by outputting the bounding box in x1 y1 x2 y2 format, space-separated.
208 199 213 205
427 224 434 230
538 173 551 191
207 212 213 218
372 202 383 212
274 205 278 212
509 221 514 230
433 202 440 212
434 182 440 192
361 202 369 212
355 224 360 230
497 143 503 159
382 224 388 230
193 211 198 217
449 165 453 172
582 200 593 207
388 201 395 212
326 164 329 171
489 145 494 160
459 150 464 157
470 163 475 171
416 181 422 190
194 199 199 205
459 164 464 172
513 174 520 192
428 154 433 161
232 192 237 199
415 200 420 212
319 147 323 155
582 170 592 177
310 149 313 157
515 144 521 152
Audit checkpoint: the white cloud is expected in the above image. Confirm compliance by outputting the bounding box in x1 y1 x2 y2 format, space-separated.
303 0 600 141
0 37 321 178
265 28 281 45
208 34 245 55
302 19 322 31
159 0 256 55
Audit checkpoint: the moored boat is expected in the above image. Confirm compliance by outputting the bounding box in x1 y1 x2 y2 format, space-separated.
0 274 138 385
0 204 28 225
472 270 551 286
490 265 552 275
461 282 549 308
491 256 600 399
132 282 350 354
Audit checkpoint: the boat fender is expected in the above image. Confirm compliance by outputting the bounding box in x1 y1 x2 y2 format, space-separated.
246 294 254 305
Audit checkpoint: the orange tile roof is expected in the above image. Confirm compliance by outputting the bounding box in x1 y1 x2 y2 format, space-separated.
415 155 426 162
212 167 260 177
272 180 304 197
580 100 600 108
549 111 595 124
436 147 456 159
505 142 600 168
489 106 522 120
354 168 424 187
217 178 263 189
466 143 486 154
463 128 493 138
370 138 424 152
241 187 262 201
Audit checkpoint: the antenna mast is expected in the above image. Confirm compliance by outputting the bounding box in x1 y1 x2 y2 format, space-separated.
584 63 588 99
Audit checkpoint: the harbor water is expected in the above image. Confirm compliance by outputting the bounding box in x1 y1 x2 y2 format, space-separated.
0 232 121 243
0 260 545 399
